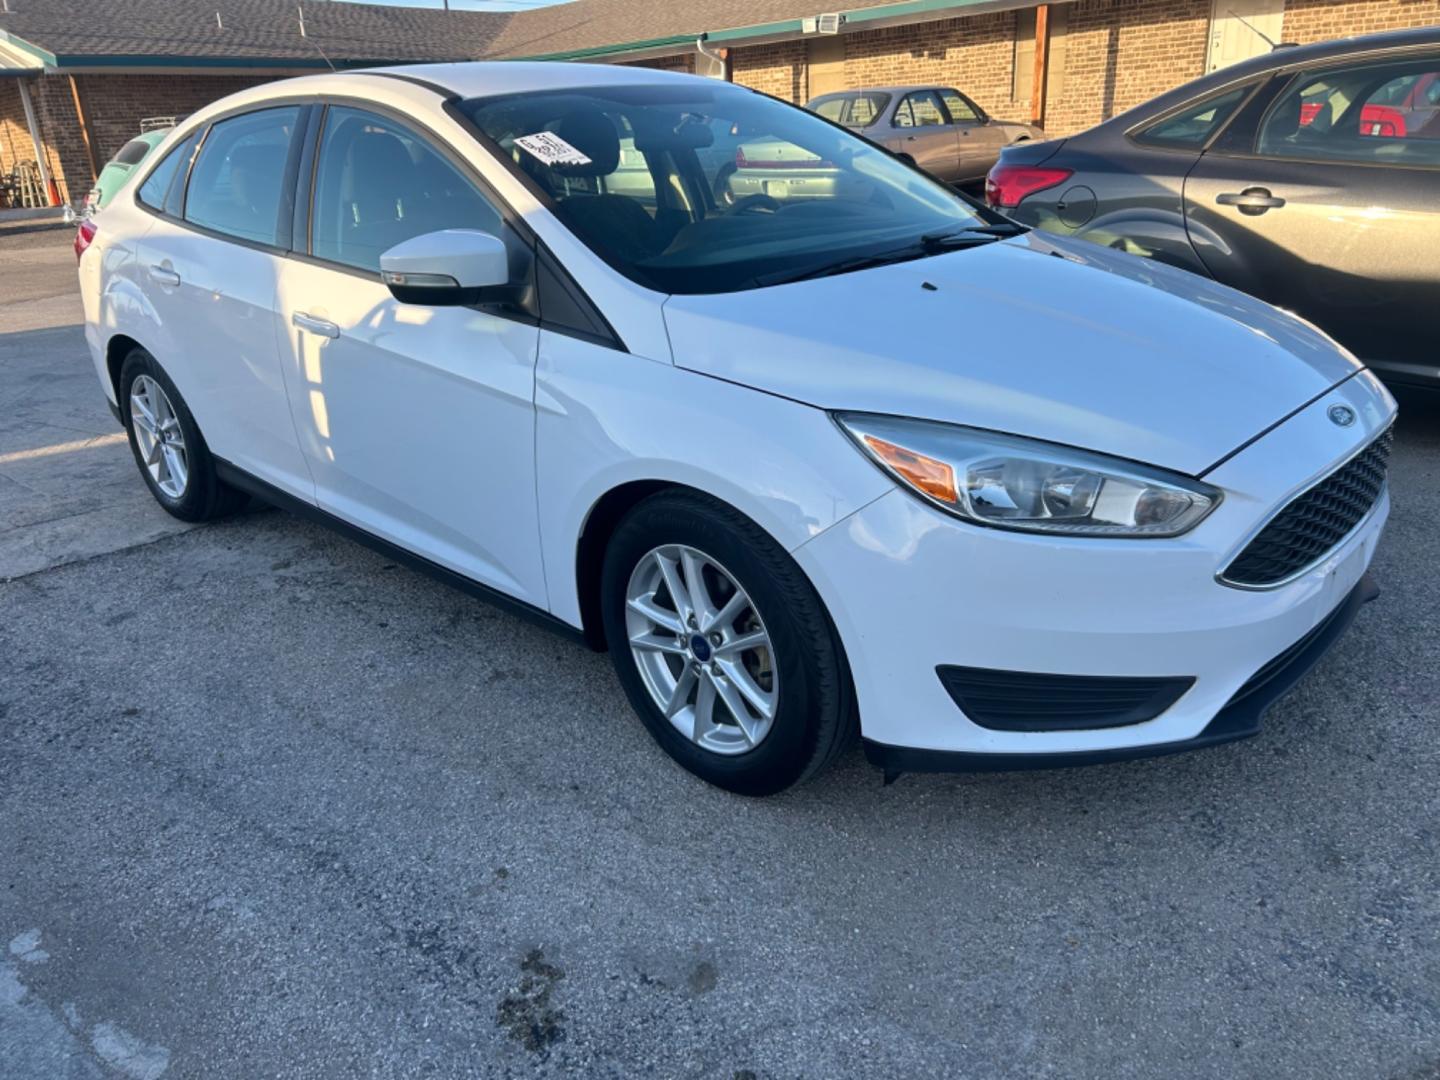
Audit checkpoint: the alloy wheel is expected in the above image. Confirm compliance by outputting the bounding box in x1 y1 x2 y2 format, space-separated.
625 544 778 755
129 374 189 499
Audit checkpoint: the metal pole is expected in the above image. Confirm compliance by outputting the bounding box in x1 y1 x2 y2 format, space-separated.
16 77 59 207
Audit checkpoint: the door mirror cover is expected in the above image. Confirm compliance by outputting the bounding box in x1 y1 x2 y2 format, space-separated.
379 229 510 306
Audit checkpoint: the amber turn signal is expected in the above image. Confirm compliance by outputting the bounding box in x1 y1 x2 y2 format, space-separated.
862 435 958 504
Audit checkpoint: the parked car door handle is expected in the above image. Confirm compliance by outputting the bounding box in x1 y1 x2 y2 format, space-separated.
1216 187 1286 215
292 312 340 339
147 264 180 287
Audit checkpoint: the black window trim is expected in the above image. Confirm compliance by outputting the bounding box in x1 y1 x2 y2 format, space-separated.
132 97 315 258
184 103 310 253
1125 78 1266 154
1231 52 1440 172
1124 41 1440 158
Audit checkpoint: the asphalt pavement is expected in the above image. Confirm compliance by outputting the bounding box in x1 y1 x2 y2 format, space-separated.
2 231 1438 1079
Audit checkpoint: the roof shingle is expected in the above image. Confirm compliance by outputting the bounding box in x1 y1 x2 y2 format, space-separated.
0 0 507 64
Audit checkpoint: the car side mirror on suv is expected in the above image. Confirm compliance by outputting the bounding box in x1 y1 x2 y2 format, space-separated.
379 229 512 306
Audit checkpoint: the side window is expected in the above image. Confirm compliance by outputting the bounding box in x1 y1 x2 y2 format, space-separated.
1258 57 1440 164
311 107 508 273
940 90 979 123
892 97 916 128
137 133 197 211
901 91 947 127
813 98 846 121
847 94 885 127
184 107 300 246
1134 85 1251 148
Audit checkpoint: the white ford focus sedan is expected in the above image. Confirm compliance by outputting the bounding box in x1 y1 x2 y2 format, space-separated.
79 63 1396 795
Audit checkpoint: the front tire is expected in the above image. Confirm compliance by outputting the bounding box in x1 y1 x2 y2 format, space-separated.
119 348 247 522
601 491 854 796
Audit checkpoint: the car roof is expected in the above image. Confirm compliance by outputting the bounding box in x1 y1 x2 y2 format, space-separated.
1101 24 1440 130
809 86 938 99
357 60 709 99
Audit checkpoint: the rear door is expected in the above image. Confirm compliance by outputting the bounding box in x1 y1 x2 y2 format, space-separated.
940 89 1003 182
274 103 548 605
138 105 315 499
890 90 960 180
1183 51 1440 386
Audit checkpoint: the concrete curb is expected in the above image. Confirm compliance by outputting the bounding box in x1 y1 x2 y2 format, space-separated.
0 220 73 238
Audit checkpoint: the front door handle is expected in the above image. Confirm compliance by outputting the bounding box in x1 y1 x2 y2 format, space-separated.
292 312 340 339
147 264 180 287
1216 187 1286 216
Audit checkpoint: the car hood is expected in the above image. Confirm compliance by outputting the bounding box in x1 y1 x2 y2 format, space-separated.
661 233 1362 475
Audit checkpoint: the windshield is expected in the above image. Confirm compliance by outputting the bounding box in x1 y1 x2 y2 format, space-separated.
460 82 992 294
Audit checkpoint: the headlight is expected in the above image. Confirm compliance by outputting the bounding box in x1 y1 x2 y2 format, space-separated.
835 413 1220 538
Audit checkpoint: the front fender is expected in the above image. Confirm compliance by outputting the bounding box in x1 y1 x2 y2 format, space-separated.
534 335 893 629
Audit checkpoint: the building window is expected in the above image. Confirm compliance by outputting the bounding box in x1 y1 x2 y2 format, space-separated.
1013 7 1068 104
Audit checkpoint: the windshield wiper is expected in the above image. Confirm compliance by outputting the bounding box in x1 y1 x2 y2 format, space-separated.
752 228 1006 288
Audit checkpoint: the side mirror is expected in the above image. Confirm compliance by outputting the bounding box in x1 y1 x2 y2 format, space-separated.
379 229 510 306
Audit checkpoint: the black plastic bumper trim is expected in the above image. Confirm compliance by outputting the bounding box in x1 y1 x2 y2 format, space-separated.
935 666 1195 732
866 571 1379 779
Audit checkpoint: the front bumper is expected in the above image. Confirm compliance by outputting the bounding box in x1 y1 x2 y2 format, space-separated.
791 372 1395 768
863 572 1378 778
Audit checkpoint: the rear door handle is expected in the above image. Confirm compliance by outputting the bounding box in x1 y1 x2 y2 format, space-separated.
292 312 340 339
1216 187 1286 215
147 264 180 287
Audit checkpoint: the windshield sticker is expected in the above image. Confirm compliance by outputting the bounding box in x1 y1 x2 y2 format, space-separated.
514 132 592 168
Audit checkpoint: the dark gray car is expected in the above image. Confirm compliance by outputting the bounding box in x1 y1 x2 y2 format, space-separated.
808 86 1042 186
987 26 1440 391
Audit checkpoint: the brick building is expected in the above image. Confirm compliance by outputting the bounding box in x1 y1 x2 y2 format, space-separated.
2 0 1437 208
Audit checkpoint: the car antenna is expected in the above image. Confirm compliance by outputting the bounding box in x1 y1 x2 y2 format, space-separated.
1226 9 1277 50
296 3 338 72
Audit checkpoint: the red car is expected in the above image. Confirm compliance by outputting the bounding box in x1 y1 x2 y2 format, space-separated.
1300 70 1439 137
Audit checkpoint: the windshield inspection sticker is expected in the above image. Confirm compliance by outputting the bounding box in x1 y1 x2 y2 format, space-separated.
514 132 592 168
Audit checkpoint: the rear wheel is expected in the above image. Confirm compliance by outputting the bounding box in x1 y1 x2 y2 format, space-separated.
601 491 854 796
119 348 247 521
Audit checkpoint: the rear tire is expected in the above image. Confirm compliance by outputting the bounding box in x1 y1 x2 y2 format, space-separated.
119 347 248 522
601 491 855 796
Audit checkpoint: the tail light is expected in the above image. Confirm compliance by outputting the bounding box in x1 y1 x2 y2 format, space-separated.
1358 104 1405 138
734 146 833 169
984 164 1073 209
74 218 98 262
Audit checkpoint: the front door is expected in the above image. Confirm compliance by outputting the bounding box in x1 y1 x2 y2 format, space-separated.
1184 52 1440 386
889 90 961 180
275 104 548 605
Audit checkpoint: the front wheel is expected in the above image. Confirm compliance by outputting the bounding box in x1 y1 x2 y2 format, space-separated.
601 491 854 796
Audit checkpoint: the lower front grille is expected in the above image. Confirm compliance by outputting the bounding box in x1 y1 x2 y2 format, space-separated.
936 666 1194 732
1221 425 1393 588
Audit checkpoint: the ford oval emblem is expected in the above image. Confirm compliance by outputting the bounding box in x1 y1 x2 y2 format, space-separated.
1328 405 1357 427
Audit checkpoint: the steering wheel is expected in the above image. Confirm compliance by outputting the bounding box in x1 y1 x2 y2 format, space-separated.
726 193 782 216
